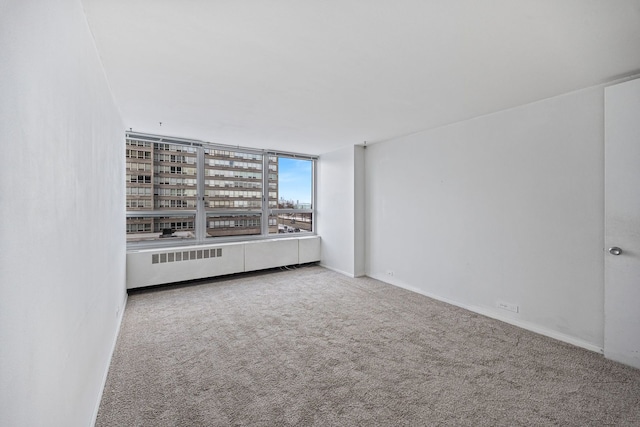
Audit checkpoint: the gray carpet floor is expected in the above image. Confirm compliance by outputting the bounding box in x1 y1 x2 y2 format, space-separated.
96 265 640 426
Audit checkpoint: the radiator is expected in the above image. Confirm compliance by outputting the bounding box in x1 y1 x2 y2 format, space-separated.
126 235 321 289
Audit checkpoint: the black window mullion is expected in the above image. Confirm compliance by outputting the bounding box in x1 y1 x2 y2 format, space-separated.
261 154 269 236
195 146 206 241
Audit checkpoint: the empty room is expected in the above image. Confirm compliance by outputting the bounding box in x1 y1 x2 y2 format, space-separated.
2 1 640 426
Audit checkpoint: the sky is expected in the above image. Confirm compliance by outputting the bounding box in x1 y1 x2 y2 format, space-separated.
278 158 312 204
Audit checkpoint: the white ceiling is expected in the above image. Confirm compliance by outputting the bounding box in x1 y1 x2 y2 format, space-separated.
81 0 640 155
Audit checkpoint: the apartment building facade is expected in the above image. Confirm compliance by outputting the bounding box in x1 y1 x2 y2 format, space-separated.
125 133 282 242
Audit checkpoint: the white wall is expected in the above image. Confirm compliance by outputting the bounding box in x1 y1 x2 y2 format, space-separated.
317 145 365 277
0 1 126 426
366 85 606 350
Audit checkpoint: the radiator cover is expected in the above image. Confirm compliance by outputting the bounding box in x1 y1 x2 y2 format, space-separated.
126 236 320 289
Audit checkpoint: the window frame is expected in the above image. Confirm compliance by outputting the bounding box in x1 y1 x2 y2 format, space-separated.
126 132 317 249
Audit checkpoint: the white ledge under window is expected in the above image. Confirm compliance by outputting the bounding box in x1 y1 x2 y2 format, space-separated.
126 226 316 251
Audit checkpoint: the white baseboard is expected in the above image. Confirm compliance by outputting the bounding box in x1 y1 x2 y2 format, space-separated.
91 291 128 427
319 263 356 278
369 273 603 354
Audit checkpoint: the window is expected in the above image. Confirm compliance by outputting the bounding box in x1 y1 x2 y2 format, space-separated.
126 214 196 241
269 157 314 235
202 147 266 240
206 213 262 237
125 133 316 246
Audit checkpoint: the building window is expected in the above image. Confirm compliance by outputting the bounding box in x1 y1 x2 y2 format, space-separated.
269 157 314 235
125 133 316 246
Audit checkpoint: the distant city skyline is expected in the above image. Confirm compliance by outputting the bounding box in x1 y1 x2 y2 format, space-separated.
278 158 312 205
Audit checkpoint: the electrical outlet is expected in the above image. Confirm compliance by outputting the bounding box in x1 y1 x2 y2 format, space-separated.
386 270 394 277
497 301 519 313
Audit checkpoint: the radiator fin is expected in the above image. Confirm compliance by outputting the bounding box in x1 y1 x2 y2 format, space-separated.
151 248 223 264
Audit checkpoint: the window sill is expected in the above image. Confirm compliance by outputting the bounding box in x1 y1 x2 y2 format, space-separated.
126 232 318 253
